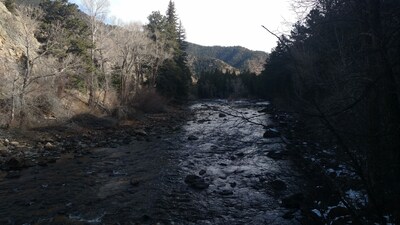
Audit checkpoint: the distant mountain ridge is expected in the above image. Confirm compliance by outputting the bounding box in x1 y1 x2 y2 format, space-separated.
186 43 268 77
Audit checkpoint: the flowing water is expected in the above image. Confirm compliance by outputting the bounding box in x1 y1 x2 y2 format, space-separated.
0 100 304 225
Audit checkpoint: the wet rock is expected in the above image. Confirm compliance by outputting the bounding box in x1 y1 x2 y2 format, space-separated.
263 128 280 138
6 170 21 179
305 209 324 224
199 169 206 176
10 141 20 147
184 174 209 190
197 119 209 124
219 113 227 118
141 214 151 221
230 182 237 188
5 157 24 170
282 209 297 220
235 152 245 157
135 129 148 136
267 151 287 160
281 193 304 209
44 142 55 150
327 206 350 220
258 106 273 113
0 149 9 157
130 178 140 187
331 216 352 225
188 135 199 141
0 141 6 148
270 179 287 191
219 189 233 196
3 139 10 146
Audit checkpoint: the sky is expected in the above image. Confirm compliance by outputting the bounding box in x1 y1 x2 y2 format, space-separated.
69 0 297 53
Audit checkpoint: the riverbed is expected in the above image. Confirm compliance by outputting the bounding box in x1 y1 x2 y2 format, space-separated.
0 100 305 225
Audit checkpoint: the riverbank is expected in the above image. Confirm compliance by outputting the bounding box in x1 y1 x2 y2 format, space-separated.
0 104 189 177
267 105 386 224
0 99 311 224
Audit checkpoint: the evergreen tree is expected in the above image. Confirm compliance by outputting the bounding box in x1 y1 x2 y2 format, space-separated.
150 0 192 99
38 0 91 57
146 11 167 42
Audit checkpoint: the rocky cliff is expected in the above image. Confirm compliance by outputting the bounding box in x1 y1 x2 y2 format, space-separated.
0 2 39 62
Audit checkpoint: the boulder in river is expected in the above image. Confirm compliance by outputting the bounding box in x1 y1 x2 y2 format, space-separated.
44 142 55 150
135 129 148 136
6 170 21 179
263 128 280 138
199 169 206 176
184 174 209 190
188 135 199 141
270 179 287 191
327 206 350 220
267 150 288 160
5 157 24 170
281 193 304 209
219 113 227 118
219 189 234 196
130 178 141 187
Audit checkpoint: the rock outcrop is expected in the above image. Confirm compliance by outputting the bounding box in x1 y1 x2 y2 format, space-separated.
0 2 39 62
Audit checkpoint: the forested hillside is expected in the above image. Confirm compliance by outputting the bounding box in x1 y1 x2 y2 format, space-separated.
186 43 268 75
0 0 191 127
256 0 400 223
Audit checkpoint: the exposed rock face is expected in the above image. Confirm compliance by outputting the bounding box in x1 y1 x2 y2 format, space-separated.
0 3 38 59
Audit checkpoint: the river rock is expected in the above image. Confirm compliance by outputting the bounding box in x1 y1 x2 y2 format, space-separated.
44 142 55 150
302 209 325 224
5 157 24 170
235 152 245 157
135 129 148 136
0 148 9 157
199 169 206 176
10 141 20 147
267 151 288 160
282 209 297 220
6 170 21 179
219 113 227 118
130 178 140 187
188 135 199 141
197 119 209 124
281 193 304 209
0 140 6 148
184 174 209 190
219 189 233 196
327 206 350 220
263 128 280 138
270 179 287 191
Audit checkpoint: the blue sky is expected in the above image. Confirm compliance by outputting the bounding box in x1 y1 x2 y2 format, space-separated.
69 0 297 52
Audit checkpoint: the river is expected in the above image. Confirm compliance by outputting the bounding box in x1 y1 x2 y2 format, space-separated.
0 100 305 225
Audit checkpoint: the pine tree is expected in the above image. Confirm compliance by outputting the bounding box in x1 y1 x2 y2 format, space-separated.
151 0 192 99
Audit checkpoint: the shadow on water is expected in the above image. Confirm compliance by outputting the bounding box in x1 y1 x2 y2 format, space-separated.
0 100 304 225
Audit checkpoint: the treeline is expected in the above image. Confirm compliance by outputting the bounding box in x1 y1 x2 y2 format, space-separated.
196 70 260 99
0 0 191 127
258 0 400 223
194 65 265 99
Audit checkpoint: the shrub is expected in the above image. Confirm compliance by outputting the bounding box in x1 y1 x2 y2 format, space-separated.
131 88 167 113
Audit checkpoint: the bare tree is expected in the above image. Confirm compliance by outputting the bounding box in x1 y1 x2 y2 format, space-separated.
14 6 78 126
111 22 159 104
81 0 110 106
